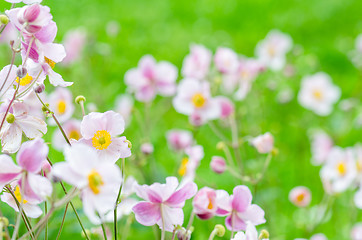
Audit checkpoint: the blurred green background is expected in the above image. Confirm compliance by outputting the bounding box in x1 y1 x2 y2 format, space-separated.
1 0 362 239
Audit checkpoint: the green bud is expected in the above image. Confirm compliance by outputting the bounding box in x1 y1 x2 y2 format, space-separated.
75 95 86 104
214 224 225 237
271 148 279 156
259 229 269 240
0 217 9 227
216 142 226 150
5 113 15 124
0 15 9 25
41 103 50 112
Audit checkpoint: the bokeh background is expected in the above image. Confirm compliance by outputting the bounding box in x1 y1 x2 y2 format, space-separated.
1 0 362 239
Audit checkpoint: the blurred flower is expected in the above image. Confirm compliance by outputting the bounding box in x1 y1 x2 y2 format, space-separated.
141 142 154 155
214 47 238 74
288 186 311 207
125 55 178 102
62 28 87 65
192 187 217 220
173 78 220 125
210 156 226 174
132 176 197 232
0 23 17 44
216 185 266 231
179 145 204 183
79 111 131 163
277 88 294 104
310 233 327 240
0 138 52 202
166 129 193 152
298 72 341 116
52 119 81 151
255 29 292 71
5 0 42 4
232 222 266 240
309 130 333 166
320 147 356 193
215 96 234 119
114 94 134 126
351 222 362 240
52 143 122 224
48 87 74 125
182 44 212 79
349 34 362 68
0 102 47 153
251 132 274 154
106 20 120 37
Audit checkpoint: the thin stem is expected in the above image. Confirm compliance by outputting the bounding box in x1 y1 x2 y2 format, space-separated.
254 153 273 185
208 229 217 240
79 101 86 116
56 203 69 240
229 116 242 173
114 158 125 240
171 229 177 240
186 210 195 232
0 50 16 93
46 157 90 240
208 122 229 144
101 221 108 240
0 84 19 132
22 36 35 66
121 215 133 240
35 92 71 145
44 201 48 240
230 212 235 239
11 173 26 240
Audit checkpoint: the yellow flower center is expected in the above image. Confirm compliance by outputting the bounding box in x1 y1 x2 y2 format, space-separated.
207 197 214 210
240 70 249 79
88 170 104 195
268 45 276 57
337 162 347 176
57 100 67 115
16 74 33 86
44 57 56 69
92 130 112 150
178 157 189 176
68 130 80 141
313 89 323 100
296 193 305 203
357 161 362 172
191 93 206 108
14 186 27 204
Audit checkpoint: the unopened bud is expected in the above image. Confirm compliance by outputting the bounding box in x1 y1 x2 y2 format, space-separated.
271 148 279 156
16 66 27 79
0 217 9 227
259 229 269 240
34 83 45 93
216 142 226 150
6 113 15 124
75 95 86 104
0 15 9 25
214 224 225 237
141 142 153 155
41 103 50 112
124 140 132 149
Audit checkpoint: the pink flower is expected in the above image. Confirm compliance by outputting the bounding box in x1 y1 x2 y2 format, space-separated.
320 147 356 193
48 87 74 125
216 185 266 231
214 47 239 74
288 186 311 207
298 72 341 116
80 111 131 162
351 223 362 240
62 28 87 65
310 233 327 240
52 143 122 224
309 130 333 165
132 176 197 232
125 55 178 102
52 119 82 151
255 29 292 71
210 156 226 174
141 142 154 155
0 102 47 153
1 183 43 218
0 23 17 44
232 222 263 240
215 96 234 119
0 138 52 202
251 132 274 154
166 129 193 152
192 187 217 220
6 4 52 34
173 78 220 125
179 145 204 183
182 44 212 79
5 0 42 4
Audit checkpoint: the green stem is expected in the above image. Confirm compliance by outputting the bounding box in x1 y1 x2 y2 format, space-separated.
56 203 69 240
114 158 125 240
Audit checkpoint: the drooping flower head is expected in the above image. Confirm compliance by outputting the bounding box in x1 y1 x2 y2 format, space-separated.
182 44 212 79
251 132 274 154
192 187 218 220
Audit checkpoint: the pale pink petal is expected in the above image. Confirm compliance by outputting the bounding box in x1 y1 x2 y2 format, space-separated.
156 205 184 232
133 202 161 226
0 155 21 189
0 123 23 153
16 138 48 173
166 181 197 208
232 186 252 212
225 213 247 231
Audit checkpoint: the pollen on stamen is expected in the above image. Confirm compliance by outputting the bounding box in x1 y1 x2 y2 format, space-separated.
92 130 112 150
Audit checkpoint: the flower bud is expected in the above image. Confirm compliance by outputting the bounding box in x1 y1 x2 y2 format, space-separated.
259 229 269 240
0 15 9 25
0 217 9 227
141 142 154 155
41 103 50 112
210 156 226 174
216 142 226 150
6 113 15 124
189 112 203 126
75 95 86 104
16 66 27 79
214 224 225 237
34 83 45 94
251 132 274 154
216 96 234 119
